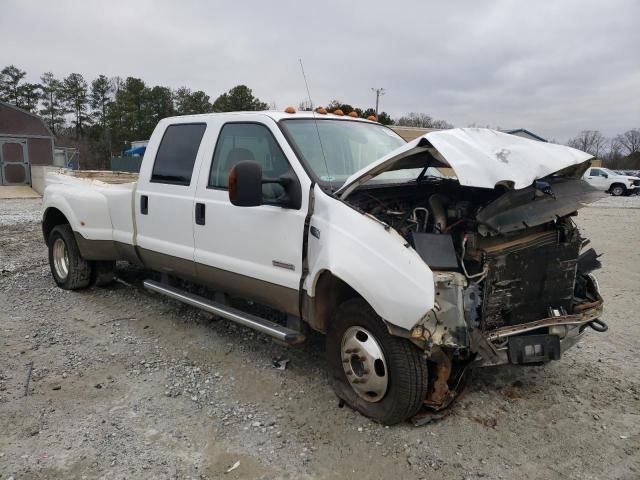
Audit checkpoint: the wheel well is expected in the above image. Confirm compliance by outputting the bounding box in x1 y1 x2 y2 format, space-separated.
304 271 361 333
42 208 69 243
609 182 626 191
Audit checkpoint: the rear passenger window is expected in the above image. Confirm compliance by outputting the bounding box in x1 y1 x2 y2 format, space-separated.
151 123 206 185
208 123 291 194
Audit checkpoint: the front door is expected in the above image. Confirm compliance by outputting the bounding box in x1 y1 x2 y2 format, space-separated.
193 117 310 315
0 138 30 185
585 168 609 190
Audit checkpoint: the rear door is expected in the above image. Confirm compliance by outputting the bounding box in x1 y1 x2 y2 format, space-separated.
135 120 208 277
192 115 311 315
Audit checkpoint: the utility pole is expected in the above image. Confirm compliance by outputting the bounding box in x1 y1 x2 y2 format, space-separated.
371 87 385 117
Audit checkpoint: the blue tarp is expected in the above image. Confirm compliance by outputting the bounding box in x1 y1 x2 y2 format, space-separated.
124 146 146 156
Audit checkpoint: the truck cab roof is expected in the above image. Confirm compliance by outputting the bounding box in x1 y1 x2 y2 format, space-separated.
158 110 376 124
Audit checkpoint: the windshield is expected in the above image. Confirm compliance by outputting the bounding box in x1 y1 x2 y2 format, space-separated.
280 119 406 184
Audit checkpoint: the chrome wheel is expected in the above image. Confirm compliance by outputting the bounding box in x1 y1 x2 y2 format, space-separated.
611 185 625 196
341 326 388 402
52 237 69 280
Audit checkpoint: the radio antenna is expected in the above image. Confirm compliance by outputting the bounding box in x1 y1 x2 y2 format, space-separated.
299 58 331 186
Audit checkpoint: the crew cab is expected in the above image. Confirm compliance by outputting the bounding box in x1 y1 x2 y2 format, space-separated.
42 111 607 425
582 166 640 196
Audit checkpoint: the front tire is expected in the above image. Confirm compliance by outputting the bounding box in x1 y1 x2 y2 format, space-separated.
326 298 429 425
610 184 626 196
48 224 92 290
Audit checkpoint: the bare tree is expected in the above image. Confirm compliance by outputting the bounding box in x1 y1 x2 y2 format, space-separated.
430 119 454 129
608 136 624 160
615 129 640 155
567 130 607 157
397 112 433 127
397 112 453 129
298 100 313 111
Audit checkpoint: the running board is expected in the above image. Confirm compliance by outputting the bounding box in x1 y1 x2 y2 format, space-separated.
143 280 305 345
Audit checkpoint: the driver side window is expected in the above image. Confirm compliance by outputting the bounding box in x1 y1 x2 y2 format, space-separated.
591 169 601 177
208 123 292 202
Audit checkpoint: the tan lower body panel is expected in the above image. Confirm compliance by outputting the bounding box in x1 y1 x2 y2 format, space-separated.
194 260 300 316
73 233 142 265
139 247 299 316
72 233 300 316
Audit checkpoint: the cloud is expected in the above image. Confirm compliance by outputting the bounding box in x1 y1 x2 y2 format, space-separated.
1 0 638 141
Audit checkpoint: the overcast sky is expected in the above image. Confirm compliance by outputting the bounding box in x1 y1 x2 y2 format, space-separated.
1 0 638 142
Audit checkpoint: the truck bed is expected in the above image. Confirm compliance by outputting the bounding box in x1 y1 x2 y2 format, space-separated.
53 169 138 184
44 171 138 248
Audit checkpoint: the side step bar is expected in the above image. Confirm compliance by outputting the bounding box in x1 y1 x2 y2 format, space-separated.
143 280 305 345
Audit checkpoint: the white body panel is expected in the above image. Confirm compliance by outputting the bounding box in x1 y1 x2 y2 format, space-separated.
192 114 311 290
43 174 136 243
305 186 436 330
134 118 203 263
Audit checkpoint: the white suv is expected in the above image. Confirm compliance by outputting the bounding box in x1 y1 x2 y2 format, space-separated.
583 167 640 196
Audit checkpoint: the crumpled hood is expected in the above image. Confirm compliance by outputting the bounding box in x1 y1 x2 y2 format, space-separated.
337 128 594 199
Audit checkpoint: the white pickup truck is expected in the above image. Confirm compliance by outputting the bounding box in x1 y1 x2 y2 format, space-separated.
42 111 607 424
582 166 640 196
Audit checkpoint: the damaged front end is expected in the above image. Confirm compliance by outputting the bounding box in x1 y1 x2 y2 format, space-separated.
347 173 606 411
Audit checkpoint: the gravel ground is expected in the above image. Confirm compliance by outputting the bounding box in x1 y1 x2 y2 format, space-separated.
589 193 640 209
1 197 639 480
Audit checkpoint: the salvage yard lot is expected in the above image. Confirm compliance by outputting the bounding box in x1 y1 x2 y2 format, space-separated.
1 197 639 479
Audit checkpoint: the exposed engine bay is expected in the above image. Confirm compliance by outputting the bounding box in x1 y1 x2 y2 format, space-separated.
347 175 604 334
346 174 607 413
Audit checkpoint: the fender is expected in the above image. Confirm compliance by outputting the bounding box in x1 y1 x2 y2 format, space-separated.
305 186 435 331
43 179 114 241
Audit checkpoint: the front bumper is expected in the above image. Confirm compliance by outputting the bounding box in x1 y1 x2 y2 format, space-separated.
474 300 604 367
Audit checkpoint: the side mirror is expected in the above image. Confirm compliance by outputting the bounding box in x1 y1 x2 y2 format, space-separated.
602 173 608 178
228 160 303 210
229 161 263 207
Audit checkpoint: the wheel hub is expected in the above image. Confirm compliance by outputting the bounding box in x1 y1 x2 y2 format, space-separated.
340 326 388 402
52 238 69 280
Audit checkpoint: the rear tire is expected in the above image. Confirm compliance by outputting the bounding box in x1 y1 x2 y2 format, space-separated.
610 184 625 196
48 224 92 290
326 298 428 425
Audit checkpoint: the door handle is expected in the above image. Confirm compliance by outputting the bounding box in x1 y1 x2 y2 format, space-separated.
195 202 206 225
141 195 148 215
